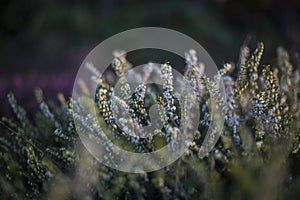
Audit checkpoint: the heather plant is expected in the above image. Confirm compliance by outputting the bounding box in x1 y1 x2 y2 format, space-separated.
1 42 300 199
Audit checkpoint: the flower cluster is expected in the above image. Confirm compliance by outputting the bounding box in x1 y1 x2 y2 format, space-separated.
1 42 300 199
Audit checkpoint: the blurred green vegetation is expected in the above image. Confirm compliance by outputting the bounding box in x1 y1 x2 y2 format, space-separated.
1 0 300 74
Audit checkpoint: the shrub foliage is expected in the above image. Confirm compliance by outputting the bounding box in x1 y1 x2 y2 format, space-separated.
1 43 300 199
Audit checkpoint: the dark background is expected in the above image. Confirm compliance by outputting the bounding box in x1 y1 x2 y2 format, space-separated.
1 0 300 116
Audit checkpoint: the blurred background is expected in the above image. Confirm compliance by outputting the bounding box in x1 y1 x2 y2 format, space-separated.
1 0 300 116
